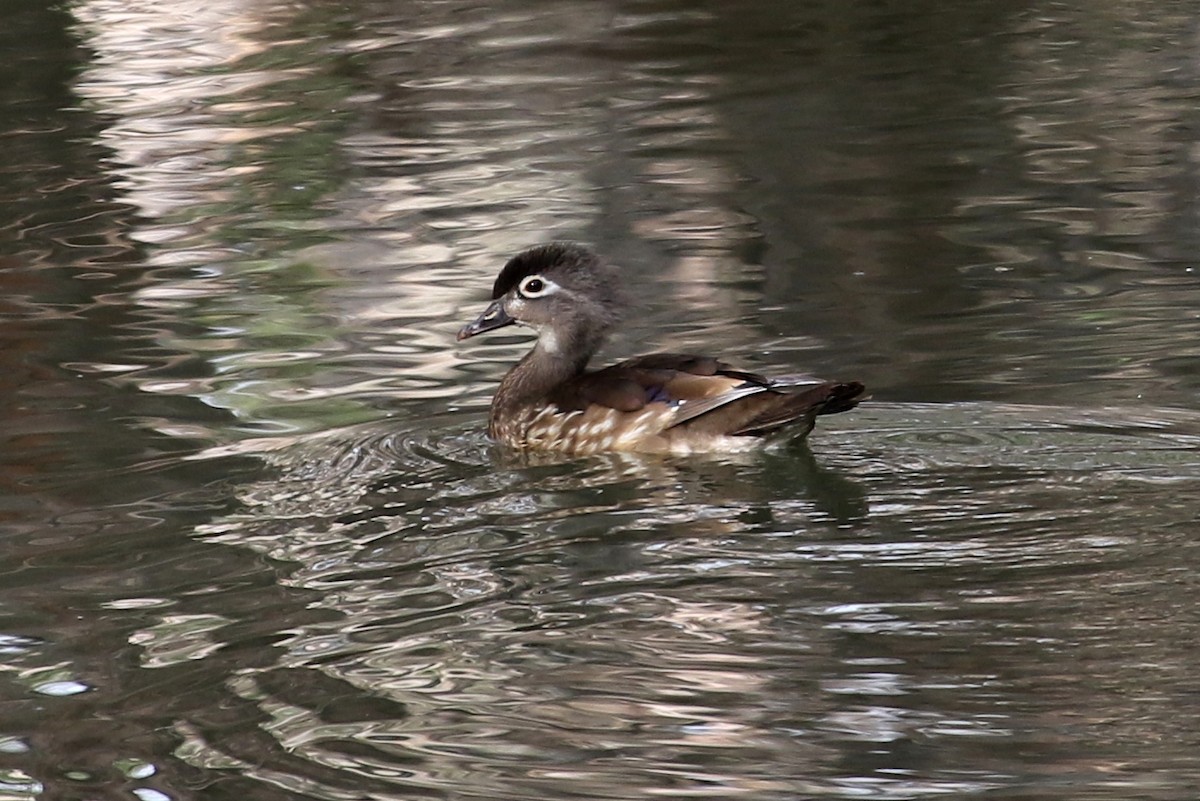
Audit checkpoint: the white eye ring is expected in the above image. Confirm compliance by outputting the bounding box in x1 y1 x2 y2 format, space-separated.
518 275 557 298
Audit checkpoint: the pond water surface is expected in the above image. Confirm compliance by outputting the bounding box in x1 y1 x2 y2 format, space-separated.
3 1 1200 800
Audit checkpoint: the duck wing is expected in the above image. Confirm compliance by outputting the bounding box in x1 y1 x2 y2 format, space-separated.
550 353 863 438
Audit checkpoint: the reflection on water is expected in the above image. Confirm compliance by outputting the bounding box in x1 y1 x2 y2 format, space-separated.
3 0 1200 799
172 403 1200 799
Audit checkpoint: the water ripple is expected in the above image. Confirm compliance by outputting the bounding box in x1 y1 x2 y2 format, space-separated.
147 400 1198 798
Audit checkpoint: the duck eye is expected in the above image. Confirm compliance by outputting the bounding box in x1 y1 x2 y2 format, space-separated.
519 276 549 296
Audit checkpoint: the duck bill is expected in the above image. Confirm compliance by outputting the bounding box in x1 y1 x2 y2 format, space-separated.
457 300 516 341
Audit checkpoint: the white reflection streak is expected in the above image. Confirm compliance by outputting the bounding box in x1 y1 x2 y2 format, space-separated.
71 0 276 223
334 4 614 296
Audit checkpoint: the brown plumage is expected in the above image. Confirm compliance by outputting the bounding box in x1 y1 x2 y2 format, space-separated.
457 243 865 454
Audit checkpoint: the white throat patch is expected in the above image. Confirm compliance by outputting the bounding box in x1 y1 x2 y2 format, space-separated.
538 327 563 355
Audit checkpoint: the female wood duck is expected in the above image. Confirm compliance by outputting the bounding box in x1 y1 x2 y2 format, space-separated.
458 243 865 454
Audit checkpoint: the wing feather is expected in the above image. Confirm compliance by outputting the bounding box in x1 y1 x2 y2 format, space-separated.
541 353 864 445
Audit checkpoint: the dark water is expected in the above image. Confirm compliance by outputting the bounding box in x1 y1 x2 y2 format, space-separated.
3 1 1200 799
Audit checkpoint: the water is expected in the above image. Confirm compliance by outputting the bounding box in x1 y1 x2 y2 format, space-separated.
3 1 1200 799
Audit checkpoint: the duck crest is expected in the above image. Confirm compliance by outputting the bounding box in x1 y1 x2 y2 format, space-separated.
492 242 596 298
459 244 865 454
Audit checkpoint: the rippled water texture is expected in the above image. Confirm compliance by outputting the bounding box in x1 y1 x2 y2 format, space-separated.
3 1 1200 800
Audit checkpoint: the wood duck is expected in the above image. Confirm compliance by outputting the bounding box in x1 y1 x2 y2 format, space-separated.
457 243 865 454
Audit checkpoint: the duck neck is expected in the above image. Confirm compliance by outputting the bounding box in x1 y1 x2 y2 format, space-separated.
491 325 600 416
